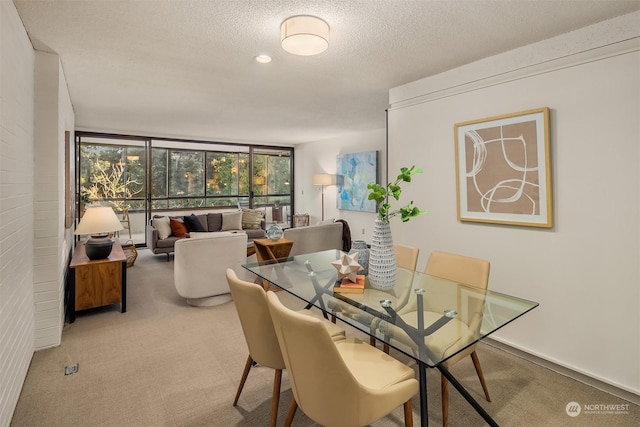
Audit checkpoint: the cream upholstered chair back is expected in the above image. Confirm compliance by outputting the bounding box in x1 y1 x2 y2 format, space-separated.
421 250 490 334
226 269 285 370
227 270 344 427
267 291 418 426
394 244 420 271
361 245 419 351
424 250 490 290
422 250 492 426
266 292 359 423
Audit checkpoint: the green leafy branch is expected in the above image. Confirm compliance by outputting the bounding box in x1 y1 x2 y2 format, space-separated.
367 165 427 223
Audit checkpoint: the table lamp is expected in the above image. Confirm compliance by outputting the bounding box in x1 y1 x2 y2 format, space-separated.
74 206 124 260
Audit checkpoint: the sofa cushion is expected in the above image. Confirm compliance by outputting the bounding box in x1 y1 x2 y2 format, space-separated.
196 214 208 230
184 214 206 232
170 218 189 238
152 216 172 239
156 235 181 248
245 228 267 240
207 213 223 232
241 208 265 229
221 211 243 231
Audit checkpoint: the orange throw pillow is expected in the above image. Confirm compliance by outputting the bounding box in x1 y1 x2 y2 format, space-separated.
169 218 188 238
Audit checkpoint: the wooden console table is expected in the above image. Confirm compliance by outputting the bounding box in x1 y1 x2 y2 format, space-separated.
68 239 127 323
253 238 294 291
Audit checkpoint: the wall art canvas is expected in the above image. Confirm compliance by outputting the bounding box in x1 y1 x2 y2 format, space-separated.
454 107 552 227
337 151 378 213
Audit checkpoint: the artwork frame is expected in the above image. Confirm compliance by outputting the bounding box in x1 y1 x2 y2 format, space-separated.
454 107 552 228
64 131 75 229
336 151 378 213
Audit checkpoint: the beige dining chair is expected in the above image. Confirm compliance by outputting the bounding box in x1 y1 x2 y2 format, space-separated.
225 269 345 427
368 244 420 351
393 250 491 427
330 244 420 352
266 290 419 427
394 244 420 271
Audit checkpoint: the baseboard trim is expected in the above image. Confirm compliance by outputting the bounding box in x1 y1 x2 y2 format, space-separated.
482 337 639 406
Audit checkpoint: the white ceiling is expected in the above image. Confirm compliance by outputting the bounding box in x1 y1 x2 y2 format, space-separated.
13 0 640 145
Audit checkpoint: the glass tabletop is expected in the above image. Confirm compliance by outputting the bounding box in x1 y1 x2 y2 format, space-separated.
243 249 539 367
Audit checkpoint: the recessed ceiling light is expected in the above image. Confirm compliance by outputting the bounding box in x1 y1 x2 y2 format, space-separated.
255 54 272 64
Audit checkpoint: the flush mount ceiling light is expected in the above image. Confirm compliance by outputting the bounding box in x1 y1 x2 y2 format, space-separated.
280 15 329 56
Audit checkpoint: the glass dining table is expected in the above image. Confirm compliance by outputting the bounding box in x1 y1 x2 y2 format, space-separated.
243 250 539 426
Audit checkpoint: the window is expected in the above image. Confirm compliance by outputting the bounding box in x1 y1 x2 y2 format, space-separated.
79 137 146 212
77 132 294 245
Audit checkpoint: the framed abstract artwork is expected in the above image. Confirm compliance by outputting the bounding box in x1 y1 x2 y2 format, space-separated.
64 131 75 229
336 151 378 213
454 107 552 228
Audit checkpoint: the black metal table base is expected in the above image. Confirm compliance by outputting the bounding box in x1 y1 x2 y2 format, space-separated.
276 260 499 427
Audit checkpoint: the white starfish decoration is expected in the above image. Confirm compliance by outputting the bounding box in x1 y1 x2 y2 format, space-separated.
331 251 363 282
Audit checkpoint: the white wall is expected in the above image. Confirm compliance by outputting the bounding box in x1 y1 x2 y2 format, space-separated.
1 2 75 423
0 2 36 425
294 128 386 242
33 52 75 350
388 12 640 395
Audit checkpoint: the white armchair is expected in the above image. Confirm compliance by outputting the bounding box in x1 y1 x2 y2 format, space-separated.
174 232 248 306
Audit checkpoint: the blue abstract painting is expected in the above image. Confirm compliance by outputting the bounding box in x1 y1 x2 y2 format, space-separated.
337 151 378 212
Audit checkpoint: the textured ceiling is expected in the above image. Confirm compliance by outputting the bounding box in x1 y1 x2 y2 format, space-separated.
13 0 640 145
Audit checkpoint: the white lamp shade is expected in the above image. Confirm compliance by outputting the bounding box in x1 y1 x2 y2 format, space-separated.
313 173 334 186
281 16 329 56
75 206 123 236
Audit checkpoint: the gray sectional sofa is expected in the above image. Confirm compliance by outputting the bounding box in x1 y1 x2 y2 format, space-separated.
146 211 266 259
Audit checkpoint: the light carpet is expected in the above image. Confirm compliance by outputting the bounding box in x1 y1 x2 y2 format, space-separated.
11 249 639 426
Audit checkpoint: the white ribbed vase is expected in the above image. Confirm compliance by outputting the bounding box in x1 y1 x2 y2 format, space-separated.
368 219 396 290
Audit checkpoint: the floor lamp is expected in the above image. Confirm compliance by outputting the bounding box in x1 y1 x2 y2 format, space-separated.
313 173 334 221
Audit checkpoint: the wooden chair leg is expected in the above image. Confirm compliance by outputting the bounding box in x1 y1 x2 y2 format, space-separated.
284 398 298 427
383 343 390 354
331 314 337 324
270 369 282 427
233 355 253 406
441 374 449 427
403 400 413 427
370 336 377 347
470 351 491 402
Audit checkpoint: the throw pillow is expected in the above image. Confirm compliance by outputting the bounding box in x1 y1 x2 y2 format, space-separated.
152 216 172 239
207 213 223 232
241 208 264 229
183 214 206 232
169 218 188 238
221 211 243 231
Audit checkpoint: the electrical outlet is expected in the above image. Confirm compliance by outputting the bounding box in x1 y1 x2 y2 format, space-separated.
64 363 79 376
362 228 365 235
